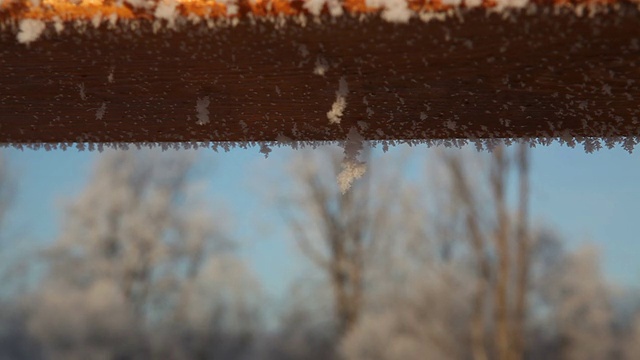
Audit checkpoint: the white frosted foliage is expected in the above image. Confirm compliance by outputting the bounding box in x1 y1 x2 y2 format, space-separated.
53 18 64 33
125 0 152 8
366 0 412 23
303 0 325 16
327 0 344 17
465 0 483 7
17 19 46 44
497 0 529 9
304 0 344 17
155 0 179 27
24 150 261 358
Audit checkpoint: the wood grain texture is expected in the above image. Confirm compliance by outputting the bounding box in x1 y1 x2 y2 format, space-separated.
1 4 639 144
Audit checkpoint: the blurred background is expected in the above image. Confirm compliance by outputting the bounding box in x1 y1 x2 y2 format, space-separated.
0 143 639 360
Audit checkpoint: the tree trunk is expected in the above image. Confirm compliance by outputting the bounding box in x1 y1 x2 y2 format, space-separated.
491 146 512 360
511 144 531 360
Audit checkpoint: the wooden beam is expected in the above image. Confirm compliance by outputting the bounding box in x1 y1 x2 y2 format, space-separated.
1 1 639 146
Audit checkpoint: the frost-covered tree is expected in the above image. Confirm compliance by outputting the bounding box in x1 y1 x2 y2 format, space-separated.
341 261 474 360
380 145 534 360
0 153 43 359
543 244 614 360
443 144 534 360
282 147 407 338
624 309 640 359
28 150 261 359
262 281 340 360
342 144 536 360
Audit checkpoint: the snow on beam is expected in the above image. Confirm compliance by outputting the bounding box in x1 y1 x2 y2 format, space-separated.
0 0 639 149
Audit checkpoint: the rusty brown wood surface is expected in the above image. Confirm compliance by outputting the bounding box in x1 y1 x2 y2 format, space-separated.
1 4 639 144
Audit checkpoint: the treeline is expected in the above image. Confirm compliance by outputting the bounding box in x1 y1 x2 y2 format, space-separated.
0 147 638 360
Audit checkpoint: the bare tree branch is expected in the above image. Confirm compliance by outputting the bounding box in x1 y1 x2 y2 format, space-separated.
490 146 512 360
446 152 490 360
512 143 531 360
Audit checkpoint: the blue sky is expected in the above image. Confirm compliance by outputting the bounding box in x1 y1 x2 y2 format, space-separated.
2 143 639 300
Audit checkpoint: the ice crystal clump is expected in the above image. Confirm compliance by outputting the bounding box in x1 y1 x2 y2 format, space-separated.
17 19 46 44
196 97 211 125
338 158 367 194
304 0 344 17
125 0 152 8
154 0 179 27
78 83 87 101
366 0 412 23
464 0 483 6
96 103 107 121
314 57 329 76
337 127 367 194
327 77 349 124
